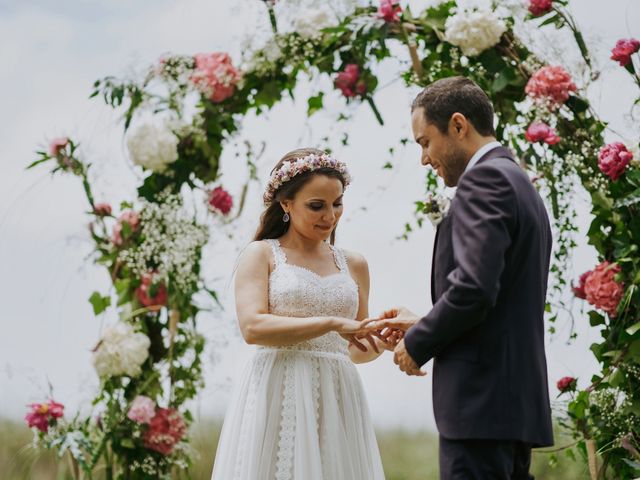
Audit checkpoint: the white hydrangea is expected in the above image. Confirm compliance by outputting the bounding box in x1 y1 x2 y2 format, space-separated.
424 194 451 227
126 122 180 173
293 8 334 39
444 9 507 57
92 322 150 378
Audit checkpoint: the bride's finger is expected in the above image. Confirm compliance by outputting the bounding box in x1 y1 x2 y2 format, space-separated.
364 334 380 354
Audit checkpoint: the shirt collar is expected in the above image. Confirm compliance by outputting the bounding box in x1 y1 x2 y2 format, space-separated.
463 140 502 175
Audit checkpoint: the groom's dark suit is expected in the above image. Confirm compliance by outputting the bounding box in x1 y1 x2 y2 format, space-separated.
404 145 554 478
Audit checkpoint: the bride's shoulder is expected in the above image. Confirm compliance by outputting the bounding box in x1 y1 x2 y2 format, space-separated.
237 240 273 266
339 248 369 272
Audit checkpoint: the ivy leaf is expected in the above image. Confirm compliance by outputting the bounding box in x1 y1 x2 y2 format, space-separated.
89 292 111 315
307 92 324 117
588 311 605 327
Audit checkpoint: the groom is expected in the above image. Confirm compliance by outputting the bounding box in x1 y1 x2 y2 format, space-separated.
368 77 554 479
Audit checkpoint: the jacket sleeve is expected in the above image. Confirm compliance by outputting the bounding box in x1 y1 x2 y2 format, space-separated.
404 163 517 367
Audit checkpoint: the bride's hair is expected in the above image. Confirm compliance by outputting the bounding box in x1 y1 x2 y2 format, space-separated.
253 148 348 245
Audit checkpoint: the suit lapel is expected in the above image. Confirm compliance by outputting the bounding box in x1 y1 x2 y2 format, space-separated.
431 224 440 304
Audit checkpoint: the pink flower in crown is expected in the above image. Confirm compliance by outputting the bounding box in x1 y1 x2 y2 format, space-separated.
335 64 367 98
584 261 624 317
525 66 577 107
143 407 187 455
127 395 156 424
556 376 577 393
525 122 561 145
598 142 633 181
378 0 402 23
93 203 112 217
191 52 241 103
136 272 168 309
49 137 69 156
112 210 140 246
611 38 640 67
207 186 233 215
25 400 64 433
572 270 591 300
528 0 553 17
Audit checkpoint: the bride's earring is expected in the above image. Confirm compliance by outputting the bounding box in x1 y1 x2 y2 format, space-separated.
283 212 290 223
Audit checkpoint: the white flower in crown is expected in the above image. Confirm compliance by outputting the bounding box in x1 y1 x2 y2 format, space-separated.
422 193 451 227
263 153 352 205
444 9 507 57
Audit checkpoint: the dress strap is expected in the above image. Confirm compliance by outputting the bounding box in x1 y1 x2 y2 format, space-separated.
330 245 349 272
266 239 287 267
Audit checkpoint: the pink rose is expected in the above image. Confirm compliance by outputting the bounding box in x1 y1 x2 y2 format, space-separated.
556 376 577 393
335 64 367 98
525 122 561 145
111 210 140 246
191 52 241 103
528 0 553 16
377 0 402 23
93 203 112 217
525 66 577 107
49 137 69 156
127 395 156 424
598 142 633 181
135 272 168 309
207 186 233 215
25 400 64 433
143 407 187 455
610 38 640 67
572 271 591 300
584 261 624 317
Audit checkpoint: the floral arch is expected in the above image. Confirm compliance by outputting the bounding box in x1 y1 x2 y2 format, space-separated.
25 0 640 478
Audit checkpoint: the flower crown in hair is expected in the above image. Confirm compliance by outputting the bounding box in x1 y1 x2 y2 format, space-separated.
263 153 352 206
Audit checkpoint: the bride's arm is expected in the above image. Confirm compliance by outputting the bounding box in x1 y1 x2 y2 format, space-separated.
345 251 387 364
235 241 363 346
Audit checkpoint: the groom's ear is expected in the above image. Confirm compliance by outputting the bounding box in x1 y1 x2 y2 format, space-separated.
450 112 468 138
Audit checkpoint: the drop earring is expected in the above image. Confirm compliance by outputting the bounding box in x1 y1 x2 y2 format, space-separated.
283 212 290 223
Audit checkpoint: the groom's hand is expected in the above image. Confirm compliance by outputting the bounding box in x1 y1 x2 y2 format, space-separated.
394 339 426 377
362 307 420 332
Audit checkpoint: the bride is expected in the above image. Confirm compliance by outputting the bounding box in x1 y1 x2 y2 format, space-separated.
210 148 397 479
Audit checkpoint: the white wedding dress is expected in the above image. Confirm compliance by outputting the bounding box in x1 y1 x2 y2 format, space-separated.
211 239 385 480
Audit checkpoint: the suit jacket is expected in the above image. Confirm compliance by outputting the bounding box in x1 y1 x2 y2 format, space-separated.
404 145 554 447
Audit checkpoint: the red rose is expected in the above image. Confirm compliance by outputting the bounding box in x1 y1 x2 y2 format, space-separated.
525 122 561 145
93 203 112 217
143 407 186 455
584 261 624 317
528 0 553 16
377 0 402 23
136 272 168 309
335 64 367 98
572 270 591 299
207 186 233 215
557 376 576 393
610 38 640 67
598 142 633 181
25 400 64 433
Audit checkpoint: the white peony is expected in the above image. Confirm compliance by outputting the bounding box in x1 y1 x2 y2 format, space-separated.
293 8 334 39
92 322 151 378
444 9 507 57
126 122 180 173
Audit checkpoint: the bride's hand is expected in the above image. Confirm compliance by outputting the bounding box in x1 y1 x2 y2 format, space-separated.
333 318 381 353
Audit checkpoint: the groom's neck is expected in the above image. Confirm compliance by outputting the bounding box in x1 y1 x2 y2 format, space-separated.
462 135 498 164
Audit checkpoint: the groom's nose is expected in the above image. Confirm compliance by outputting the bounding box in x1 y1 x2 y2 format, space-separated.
421 151 431 166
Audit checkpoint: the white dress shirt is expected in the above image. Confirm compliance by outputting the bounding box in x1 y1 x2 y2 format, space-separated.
462 140 502 176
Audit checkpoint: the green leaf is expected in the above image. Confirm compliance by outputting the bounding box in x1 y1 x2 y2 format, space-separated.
608 368 625 388
89 292 111 315
307 92 324 117
120 438 135 449
614 187 640 208
626 321 640 336
588 311 605 327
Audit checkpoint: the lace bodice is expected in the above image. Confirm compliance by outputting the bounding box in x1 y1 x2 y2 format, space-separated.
261 239 359 355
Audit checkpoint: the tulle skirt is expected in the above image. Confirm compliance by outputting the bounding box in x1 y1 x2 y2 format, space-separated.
211 348 385 480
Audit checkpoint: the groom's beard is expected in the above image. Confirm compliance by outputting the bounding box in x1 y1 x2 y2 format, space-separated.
440 145 468 187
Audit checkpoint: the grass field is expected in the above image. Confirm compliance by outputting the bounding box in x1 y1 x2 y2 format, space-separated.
1 418 589 479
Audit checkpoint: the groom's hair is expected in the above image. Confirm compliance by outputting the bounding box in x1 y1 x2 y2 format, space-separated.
411 77 496 137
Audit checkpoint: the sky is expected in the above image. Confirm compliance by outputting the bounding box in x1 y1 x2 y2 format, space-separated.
0 0 639 432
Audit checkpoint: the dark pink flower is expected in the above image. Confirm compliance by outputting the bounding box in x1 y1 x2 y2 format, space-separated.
377 0 402 23
207 186 233 215
93 203 112 217
525 65 577 106
528 0 553 16
49 137 69 156
111 210 140 246
598 142 633 181
191 52 241 103
584 261 624 317
335 64 367 98
572 271 591 300
525 122 561 145
610 38 640 67
143 407 186 455
557 376 577 393
25 400 64 433
136 272 168 309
